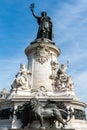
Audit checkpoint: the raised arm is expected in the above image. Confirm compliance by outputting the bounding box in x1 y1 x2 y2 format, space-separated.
30 3 39 19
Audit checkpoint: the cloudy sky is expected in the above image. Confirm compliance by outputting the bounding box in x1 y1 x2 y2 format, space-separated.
0 0 87 103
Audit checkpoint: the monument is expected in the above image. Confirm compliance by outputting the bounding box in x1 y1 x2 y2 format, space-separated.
0 3 87 130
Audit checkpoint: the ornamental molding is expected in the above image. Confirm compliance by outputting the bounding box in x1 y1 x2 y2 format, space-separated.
35 44 51 64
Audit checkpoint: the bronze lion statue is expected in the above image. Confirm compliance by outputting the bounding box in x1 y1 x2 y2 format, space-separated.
15 98 72 129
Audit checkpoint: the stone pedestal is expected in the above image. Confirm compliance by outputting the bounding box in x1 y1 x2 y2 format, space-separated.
25 39 60 92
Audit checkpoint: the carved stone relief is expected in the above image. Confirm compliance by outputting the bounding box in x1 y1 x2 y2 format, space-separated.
51 61 58 70
74 109 86 120
50 63 74 91
35 86 47 97
50 60 58 87
11 64 32 91
35 44 50 64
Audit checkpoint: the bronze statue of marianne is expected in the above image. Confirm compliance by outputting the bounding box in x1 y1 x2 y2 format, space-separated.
30 3 53 41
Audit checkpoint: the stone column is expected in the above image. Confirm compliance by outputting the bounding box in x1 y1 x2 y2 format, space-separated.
25 39 60 92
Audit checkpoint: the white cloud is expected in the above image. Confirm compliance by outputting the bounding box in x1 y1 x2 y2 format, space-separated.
51 0 87 103
52 0 87 44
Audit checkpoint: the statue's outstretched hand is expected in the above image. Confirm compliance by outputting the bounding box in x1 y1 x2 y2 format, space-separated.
30 3 34 10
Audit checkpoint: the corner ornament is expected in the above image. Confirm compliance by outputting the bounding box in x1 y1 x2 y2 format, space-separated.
35 44 50 64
